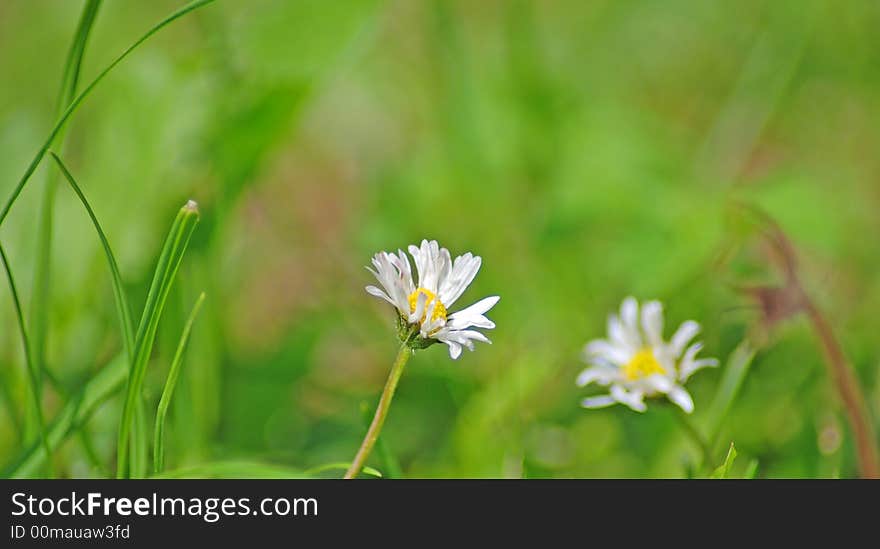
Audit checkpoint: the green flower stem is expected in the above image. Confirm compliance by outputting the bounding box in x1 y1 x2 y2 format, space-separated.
345 341 413 479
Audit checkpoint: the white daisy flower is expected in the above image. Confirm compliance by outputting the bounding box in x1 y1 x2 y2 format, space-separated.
577 296 718 413
366 239 499 359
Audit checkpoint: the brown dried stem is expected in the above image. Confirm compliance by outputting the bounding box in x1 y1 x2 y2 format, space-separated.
737 205 879 478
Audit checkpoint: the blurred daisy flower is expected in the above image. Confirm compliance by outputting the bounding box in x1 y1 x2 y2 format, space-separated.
366 239 499 359
577 297 718 413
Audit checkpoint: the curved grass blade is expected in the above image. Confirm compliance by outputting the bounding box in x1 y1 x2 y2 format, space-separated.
29 0 103 450
706 340 757 453
116 201 200 478
3 354 127 478
153 291 206 474
55 0 103 110
305 462 383 479
152 461 312 479
50 152 135 358
0 244 53 476
0 0 217 227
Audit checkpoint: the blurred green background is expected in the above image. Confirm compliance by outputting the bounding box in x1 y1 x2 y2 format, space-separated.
1 0 879 478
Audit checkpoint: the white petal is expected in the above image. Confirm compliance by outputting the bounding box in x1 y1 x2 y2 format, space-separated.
583 340 630 365
394 249 416 295
365 285 395 306
366 252 412 314
581 395 616 409
447 296 499 330
680 356 719 382
409 291 428 324
670 321 700 358
620 297 642 348
610 384 647 412
439 253 482 307
576 366 617 387
641 300 664 348
667 385 695 413
411 239 443 293
456 329 490 344
607 315 627 347
452 295 498 317
436 328 492 354
445 340 463 359
646 374 674 393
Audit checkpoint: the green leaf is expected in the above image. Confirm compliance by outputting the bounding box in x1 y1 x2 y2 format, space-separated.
116 200 200 478
153 292 207 474
710 443 738 479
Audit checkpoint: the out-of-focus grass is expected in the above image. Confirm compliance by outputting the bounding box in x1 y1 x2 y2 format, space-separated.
1 0 879 478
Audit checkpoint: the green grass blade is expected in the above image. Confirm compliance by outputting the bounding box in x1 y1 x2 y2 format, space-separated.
28 0 102 449
55 0 103 110
153 291 206 474
131 398 149 478
0 0 217 227
710 442 738 479
0 368 23 440
706 340 757 453
743 459 759 479
305 462 383 478
3 354 127 478
152 461 312 479
49 152 135 358
116 200 200 478
0 244 53 476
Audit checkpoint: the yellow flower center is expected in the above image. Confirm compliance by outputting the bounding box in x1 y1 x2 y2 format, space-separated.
622 349 667 381
407 287 447 323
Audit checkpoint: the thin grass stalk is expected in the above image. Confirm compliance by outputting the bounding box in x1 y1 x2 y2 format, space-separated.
705 340 757 458
153 292 206 474
49 153 135 356
0 244 53 476
27 0 102 457
116 201 200 478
